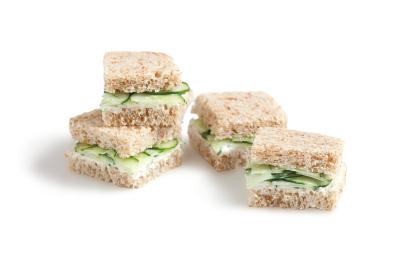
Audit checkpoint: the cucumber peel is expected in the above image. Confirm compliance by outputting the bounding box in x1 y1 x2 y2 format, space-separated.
153 139 179 150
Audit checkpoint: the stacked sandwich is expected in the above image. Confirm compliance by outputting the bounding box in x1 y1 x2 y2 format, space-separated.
66 52 191 188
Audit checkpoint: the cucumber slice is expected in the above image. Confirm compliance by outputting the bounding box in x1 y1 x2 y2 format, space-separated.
75 143 96 152
99 153 115 165
245 172 275 188
148 82 190 95
78 145 109 156
245 164 333 190
76 143 117 165
129 94 185 106
169 82 190 94
270 170 298 179
115 156 139 172
135 152 151 162
192 119 209 135
101 92 130 106
283 176 318 186
201 130 211 140
231 136 254 144
144 148 163 157
153 139 178 150
205 134 215 142
248 164 275 175
291 169 332 183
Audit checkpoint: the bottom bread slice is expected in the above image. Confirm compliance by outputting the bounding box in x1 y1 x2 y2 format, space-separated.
65 146 182 188
248 164 346 210
188 121 250 171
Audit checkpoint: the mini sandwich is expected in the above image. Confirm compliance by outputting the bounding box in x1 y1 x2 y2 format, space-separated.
188 92 287 171
246 127 346 210
101 51 191 127
65 110 182 188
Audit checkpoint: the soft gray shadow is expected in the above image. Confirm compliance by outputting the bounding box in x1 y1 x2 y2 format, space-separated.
182 138 248 207
32 136 121 191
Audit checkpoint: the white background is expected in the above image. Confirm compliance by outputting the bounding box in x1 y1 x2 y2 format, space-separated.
1 0 399 255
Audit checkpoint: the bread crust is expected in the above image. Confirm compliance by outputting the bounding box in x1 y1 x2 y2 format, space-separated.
251 127 343 175
188 120 250 171
191 92 287 139
69 110 180 158
104 51 181 93
248 165 346 210
65 146 183 188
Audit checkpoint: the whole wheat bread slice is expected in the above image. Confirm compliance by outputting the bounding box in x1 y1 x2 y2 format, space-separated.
104 51 181 93
252 127 344 175
188 120 250 171
65 146 182 188
248 164 346 210
191 92 287 139
69 109 180 158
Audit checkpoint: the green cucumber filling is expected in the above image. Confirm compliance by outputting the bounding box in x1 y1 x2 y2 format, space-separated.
74 139 179 174
245 164 333 190
192 119 253 155
101 82 190 108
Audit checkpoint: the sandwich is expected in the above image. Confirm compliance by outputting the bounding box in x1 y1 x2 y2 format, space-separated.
246 127 346 210
65 110 182 188
188 92 287 171
101 51 191 127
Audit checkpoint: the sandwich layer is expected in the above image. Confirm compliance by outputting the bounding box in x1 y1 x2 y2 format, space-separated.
65 140 182 188
191 92 287 139
188 119 251 171
101 85 192 127
252 127 343 175
245 164 333 190
248 164 346 210
69 110 180 158
104 51 181 93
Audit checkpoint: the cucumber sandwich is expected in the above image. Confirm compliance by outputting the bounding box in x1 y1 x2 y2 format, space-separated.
101 52 192 127
188 92 287 171
247 127 346 210
65 110 182 188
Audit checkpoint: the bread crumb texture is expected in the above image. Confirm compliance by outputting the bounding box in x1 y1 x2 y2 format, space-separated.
252 127 343 174
104 51 181 93
101 105 186 127
191 92 287 139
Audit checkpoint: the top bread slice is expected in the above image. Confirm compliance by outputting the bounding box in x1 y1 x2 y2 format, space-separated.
251 127 344 175
104 51 181 93
191 92 287 139
69 110 180 158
